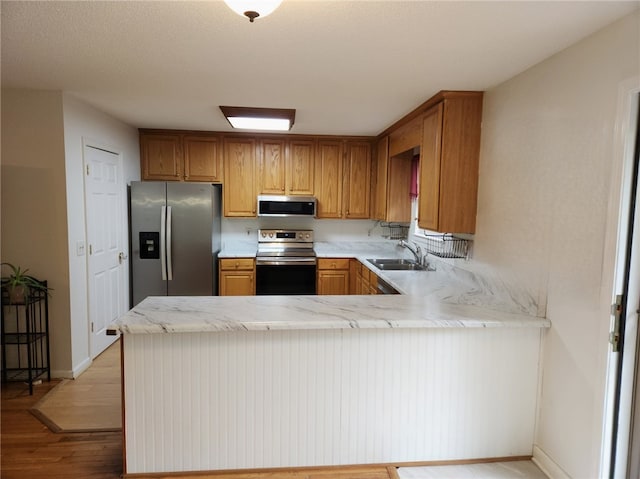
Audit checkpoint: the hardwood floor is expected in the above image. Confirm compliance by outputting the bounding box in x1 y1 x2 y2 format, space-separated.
1 380 123 479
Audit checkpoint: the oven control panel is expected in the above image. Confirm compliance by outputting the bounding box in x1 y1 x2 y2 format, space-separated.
258 229 313 243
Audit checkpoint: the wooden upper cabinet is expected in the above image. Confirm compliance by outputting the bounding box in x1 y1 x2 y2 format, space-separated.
343 141 371 219
315 140 343 218
418 93 482 233
257 139 286 194
386 152 413 223
257 138 314 196
140 133 182 180
223 137 256 217
374 140 412 223
372 136 389 220
183 135 222 182
141 131 222 182
418 104 443 231
287 139 315 195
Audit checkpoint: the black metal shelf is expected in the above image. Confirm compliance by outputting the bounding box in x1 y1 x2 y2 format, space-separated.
3 367 49 383
1 280 51 394
3 332 47 344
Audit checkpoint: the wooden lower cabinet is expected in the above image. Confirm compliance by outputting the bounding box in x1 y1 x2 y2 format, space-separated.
368 269 379 295
219 258 255 296
316 258 350 295
354 261 378 295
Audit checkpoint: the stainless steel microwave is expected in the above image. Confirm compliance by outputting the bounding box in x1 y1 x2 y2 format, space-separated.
257 195 316 217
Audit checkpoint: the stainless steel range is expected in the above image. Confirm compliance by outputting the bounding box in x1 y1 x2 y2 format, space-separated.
255 229 316 295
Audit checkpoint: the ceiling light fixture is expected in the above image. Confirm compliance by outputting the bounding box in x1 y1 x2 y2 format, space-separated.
220 106 296 132
223 0 283 23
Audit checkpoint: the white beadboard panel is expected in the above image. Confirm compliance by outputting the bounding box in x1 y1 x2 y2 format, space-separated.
123 328 541 474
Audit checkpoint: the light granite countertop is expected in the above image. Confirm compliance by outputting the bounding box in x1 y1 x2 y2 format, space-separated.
220 240 540 316
108 294 549 335
108 241 550 335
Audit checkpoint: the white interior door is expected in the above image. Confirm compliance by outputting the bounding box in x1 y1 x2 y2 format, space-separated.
609 90 640 478
84 144 127 358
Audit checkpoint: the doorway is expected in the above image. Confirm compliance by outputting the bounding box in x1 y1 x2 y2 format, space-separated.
83 144 127 358
608 90 640 478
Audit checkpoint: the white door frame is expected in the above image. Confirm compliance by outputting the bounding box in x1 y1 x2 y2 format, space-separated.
82 139 129 358
600 78 640 477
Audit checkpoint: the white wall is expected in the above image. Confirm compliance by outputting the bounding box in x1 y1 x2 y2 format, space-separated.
1 89 72 375
62 93 139 375
473 12 639 478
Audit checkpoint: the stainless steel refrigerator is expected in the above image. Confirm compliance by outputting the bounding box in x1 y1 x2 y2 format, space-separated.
129 181 221 306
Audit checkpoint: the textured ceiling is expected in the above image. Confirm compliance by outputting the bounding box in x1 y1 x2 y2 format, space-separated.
2 1 638 136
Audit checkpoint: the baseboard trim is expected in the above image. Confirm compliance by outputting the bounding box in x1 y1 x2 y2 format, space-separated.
72 356 92 378
122 456 533 478
532 445 571 479
50 369 74 379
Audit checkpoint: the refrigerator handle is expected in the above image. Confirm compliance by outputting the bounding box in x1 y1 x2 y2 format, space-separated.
160 205 167 281
167 206 173 281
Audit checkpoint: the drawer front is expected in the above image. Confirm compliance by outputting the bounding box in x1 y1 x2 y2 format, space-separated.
317 258 350 270
220 258 255 271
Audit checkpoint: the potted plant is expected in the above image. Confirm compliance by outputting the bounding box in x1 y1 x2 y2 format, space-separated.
1 263 51 304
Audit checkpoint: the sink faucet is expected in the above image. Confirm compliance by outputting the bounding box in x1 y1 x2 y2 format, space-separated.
399 240 422 263
399 240 436 271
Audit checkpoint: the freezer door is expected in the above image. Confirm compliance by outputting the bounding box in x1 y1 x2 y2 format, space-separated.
166 183 215 296
130 181 168 306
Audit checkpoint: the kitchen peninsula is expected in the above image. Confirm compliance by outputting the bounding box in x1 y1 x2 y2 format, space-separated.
109 287 549 475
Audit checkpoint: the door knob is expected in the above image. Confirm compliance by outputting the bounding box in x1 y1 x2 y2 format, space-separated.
118 252 128 264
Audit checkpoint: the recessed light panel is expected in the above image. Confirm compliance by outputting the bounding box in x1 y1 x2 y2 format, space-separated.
220 106 295 132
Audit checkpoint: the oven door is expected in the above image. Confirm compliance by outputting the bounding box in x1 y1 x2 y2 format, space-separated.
255 259 316 295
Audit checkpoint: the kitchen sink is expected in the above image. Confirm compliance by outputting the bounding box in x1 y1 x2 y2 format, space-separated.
366 258 425 271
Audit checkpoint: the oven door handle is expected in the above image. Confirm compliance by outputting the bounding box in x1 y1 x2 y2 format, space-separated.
256 258 317 266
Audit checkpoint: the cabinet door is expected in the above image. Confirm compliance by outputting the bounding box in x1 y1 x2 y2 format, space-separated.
372 136 389 221
418 95 482 233
223 138 256 217
140 134 182 181
418 103 444 231
437 96 482 233
349 259 359 294
219 271 255 296
368 272 378 295
287 139 315 195
317 270 349 295
258 139 286 194
387 152 413 223
315 140 343 218
183 135 222 182
344 141 372 219
359 264 370 295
